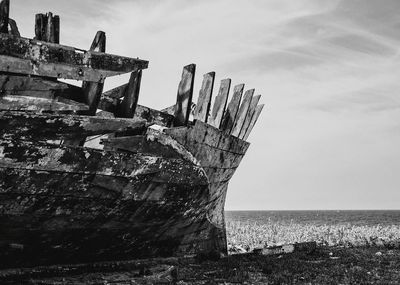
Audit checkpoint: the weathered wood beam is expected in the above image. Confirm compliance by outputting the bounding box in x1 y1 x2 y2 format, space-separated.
82 31 106 114
8 18 19 36
174 64 195 126
239 94 261 139
193 72 215 123
0 140 206 184
0 0 9 33
243 104 264 141
0 73 84 102
98 88 174 127
0 111 147 141
116 70 142 118
35 12 60 44
209 79 231 129
0 33 148 82
220 83 244 133
134 104 174 127
0 95 88 113
230 89 254 137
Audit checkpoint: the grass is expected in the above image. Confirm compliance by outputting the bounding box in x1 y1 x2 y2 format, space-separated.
226 219 400 250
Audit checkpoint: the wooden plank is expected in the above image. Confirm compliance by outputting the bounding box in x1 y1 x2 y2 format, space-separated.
193 72 215 123
243 104 264 141
0 73 84 102
98 88 174 127
209 79 231 129
238 94 261 139
134 105 174 127
0 95 88 113
0 0 9 33
0 140 208 184
0 33 148 82
35 12 60 44
174 64 195 126
116 70 142 118
220 83 244 133
102 130 197 163
8 18 19 37
165 120 250 155
82 31 106 114
0 111 147 141
230 89 254 137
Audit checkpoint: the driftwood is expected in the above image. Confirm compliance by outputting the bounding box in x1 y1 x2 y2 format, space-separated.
0 33 148 82
193 72 215 123
174 64 195 126
209 79 231 129
252 241 317 256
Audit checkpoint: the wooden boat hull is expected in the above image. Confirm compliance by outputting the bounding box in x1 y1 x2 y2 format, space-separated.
0 119 246 268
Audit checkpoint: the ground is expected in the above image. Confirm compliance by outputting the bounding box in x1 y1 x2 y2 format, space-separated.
1 246 399 284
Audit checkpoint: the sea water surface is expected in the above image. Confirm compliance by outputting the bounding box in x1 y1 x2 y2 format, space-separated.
225 210 400 227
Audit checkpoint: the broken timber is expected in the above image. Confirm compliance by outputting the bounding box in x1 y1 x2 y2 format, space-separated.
0 33 148 82
0 0 264 269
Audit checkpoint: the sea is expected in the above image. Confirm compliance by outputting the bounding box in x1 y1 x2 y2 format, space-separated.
225 210 400 227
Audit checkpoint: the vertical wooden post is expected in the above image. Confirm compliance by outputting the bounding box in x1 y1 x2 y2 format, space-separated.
116 70 142 118
8 19 20 36
193 72 215 123
35 12 60 43
220 84 244 133
239 94 261 139
231 89 254 137
0 0 9 34
209 79 231 129
82 31 106 115
243 104 264 141
174 64 196 126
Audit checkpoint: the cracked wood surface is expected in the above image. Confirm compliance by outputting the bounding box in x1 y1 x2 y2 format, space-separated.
174 64 195 126
0 111 147 141
231 89 254 137
0 33 148 82
220 84 244 134
194 72 215 123
209 79 231 129
239 94 261 139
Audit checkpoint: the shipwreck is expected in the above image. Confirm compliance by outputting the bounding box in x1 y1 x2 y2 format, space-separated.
0 0 264 268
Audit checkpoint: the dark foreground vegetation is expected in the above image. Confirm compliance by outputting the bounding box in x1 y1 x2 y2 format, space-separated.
1 245 399 284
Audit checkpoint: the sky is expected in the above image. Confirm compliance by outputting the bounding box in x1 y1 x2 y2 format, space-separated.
11 0 400 210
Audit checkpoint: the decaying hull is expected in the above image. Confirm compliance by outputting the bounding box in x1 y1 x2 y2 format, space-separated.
0 0 264 268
